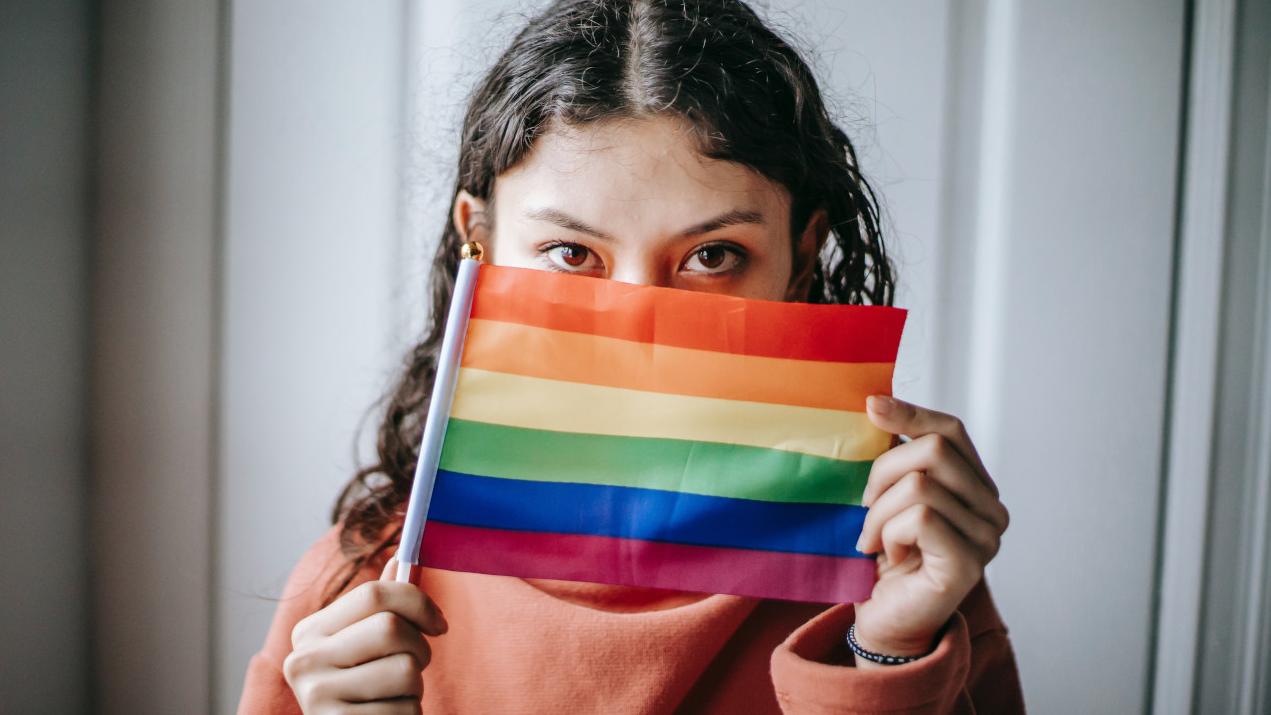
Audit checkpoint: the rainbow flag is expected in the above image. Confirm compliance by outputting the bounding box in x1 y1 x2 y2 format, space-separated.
408 262 906 603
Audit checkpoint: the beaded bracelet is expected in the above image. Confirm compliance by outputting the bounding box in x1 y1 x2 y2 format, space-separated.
845 624 926 665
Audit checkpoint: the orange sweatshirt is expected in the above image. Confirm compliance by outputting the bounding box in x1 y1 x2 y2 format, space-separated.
237 524 1025 714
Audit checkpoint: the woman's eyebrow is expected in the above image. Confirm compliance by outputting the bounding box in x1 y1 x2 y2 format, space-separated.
524 208 614 240
679 209 765 236
524 207 765 240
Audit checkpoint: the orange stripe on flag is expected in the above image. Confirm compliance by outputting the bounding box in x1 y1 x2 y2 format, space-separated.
461 318 893 411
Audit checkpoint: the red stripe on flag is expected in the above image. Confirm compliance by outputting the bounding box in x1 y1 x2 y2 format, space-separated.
469 264 906 363
419 521 877 604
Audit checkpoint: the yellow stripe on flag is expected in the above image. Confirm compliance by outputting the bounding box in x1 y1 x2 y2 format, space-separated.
450 368 891 462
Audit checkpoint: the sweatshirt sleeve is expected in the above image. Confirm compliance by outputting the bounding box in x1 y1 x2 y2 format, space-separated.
768 580 1025 714
235 524 379 715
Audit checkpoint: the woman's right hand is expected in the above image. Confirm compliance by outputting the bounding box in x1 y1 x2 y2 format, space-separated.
283 557 448 714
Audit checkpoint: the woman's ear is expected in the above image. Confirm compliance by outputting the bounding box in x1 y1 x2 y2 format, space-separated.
786 208 829 301
452 189 491 244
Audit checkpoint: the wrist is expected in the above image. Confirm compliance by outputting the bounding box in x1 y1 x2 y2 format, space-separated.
849 623 937 668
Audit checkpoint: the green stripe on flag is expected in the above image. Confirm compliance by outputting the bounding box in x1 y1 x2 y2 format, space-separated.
439 418 870 506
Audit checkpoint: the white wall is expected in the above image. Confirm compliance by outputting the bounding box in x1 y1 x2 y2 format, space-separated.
215 3 406 711
211 3 1190 713
954 5 1185 711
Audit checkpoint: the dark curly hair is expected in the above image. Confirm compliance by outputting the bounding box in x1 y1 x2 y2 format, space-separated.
323 0 896 605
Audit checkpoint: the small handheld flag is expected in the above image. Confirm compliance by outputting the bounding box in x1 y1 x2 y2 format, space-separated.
395 242 907 603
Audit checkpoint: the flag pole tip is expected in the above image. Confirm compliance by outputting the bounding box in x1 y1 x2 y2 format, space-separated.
460 241 485 262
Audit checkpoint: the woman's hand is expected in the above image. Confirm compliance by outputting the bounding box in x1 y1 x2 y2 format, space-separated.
851 395 1010 667
283 557 447 714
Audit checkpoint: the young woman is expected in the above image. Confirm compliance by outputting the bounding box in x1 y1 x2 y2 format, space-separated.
238 1 1022 713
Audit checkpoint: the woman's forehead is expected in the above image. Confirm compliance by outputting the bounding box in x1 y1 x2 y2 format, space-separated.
494 116 790 228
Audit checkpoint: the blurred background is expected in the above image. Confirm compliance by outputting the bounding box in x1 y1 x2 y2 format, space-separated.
3 0 1270 713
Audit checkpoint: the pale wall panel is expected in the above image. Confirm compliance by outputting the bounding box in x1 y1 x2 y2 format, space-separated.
970 2 1186 712
92 2 221 712
216 2 407 710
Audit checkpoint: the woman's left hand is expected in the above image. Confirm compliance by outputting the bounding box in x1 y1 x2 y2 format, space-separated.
850 395 1010 667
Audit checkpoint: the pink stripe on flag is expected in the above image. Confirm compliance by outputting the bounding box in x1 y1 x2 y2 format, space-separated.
419 522 877 604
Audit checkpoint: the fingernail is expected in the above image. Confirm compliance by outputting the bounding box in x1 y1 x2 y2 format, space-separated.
428 599 449 634
870 395 895 415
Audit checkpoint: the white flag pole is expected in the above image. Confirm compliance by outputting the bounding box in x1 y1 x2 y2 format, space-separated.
395 241 485 583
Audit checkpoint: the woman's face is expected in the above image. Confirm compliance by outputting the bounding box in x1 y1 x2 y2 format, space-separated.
452 115 826 302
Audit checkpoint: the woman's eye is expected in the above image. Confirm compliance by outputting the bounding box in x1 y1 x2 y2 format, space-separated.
682 244 745 274
541 242 601 272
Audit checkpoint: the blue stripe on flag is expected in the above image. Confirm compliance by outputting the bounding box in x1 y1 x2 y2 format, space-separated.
429 469 869 558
